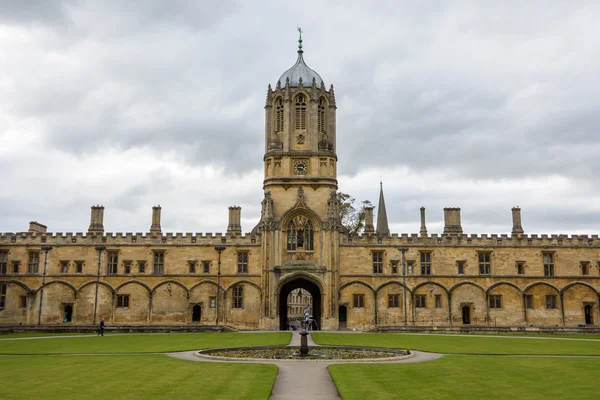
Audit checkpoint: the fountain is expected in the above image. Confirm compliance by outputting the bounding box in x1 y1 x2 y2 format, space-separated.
196 331 411 362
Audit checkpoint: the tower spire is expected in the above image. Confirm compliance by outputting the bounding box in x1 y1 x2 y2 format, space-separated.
297 26 303 53
376 181 390 236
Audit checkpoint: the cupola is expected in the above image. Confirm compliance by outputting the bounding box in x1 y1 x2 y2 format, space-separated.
277 29 324 87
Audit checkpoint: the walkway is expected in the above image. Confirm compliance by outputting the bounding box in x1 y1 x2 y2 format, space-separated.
166 331 444 400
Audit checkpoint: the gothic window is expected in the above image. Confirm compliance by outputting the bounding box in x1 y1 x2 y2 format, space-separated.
275 98 284 133
318 98 326 134
0 251 7 275
478 252 491 275
543 253 554 276
415 295 426 308
372 252 383 274
107 251 118 275
287 215 314 251
28 252 39 274
153 251 164 275
353 294 365 308
420 252 431 275
546 295 557 309
0 284 6 308
237 252 248 274
294 94 307 130
233 286 244 309
116 295 129 308
388 294 399 308
489 295 502 309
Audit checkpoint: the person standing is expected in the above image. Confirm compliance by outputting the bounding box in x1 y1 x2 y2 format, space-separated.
98 317 105 336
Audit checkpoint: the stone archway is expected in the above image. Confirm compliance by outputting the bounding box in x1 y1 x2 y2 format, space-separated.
278 277 321 330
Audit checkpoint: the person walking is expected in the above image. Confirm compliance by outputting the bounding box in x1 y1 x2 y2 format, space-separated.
98 317 105 336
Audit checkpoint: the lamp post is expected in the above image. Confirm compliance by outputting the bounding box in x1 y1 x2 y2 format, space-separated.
37 245 53 325
398 247 408 327
214 245 226 326
93 245 105 326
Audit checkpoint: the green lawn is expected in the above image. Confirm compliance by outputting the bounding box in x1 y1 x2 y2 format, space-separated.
0 355 277 400
329 356 599 400
312 332 600 355
0 332 291 354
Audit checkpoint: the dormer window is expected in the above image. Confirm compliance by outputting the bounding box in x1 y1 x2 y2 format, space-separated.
287 215 314 251
275 98 284 133
295 94 307 130
318 98 326 134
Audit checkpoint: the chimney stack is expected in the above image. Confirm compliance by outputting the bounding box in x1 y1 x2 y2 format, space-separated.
364 206 375 234
443 207 463 235
227 206 242 235
511 207 524 234
150 205 162 233
28 221 47 234
419 207 427 236
88 205 105 234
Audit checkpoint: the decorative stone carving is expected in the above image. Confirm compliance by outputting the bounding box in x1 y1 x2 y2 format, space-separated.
296 132 305 144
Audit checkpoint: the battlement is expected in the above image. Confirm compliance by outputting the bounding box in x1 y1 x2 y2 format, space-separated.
342 232 600 247
0 231 260 246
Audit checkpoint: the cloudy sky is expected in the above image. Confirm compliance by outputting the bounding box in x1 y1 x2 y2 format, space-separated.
1 0 600 235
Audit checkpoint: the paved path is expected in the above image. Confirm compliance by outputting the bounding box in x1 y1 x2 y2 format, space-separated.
166 332 444 400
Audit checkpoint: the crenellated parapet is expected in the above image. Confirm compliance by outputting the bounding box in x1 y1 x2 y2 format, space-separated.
0 231 261 246
341 232 600 247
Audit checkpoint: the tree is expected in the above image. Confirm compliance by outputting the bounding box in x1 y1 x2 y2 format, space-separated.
337 192 373 236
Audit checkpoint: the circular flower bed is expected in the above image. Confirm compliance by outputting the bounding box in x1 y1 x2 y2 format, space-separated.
199 346 409 360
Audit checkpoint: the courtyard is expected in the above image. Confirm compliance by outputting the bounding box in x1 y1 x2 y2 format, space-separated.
0 331 598 399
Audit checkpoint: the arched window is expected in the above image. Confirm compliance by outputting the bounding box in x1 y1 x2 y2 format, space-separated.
318 98 326 134
295 94 307 130
287 215 314 251
275 98 284 133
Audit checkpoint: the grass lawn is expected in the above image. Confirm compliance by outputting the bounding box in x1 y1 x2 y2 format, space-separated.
0 332 291 354
0 355 277 400
312 333 600 355
328 356 599 400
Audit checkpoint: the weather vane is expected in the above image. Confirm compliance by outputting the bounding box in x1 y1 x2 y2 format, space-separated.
297 26 303 51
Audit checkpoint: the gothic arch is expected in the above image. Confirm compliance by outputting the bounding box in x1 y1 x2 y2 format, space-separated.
524 281 559 294
280 204 322 230
115 280 152 294
0 280 31 293
78 280 115 295
152 280 189 295
277 271 324 294
486 281 523 295
449 281 485 295
37 280 77 295
189 280 224 293
226 280 262 294
339 280 375 294
413 281 449 295
375 280 412 295
560 281 599 296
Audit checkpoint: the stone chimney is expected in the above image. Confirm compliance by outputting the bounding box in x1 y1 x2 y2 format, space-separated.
511 207 524 234
150 205 162 233
419 207 427 236
227 206 242 235
443 207 463 235
364 206 375 234
88 205 105 234
28 221 47 234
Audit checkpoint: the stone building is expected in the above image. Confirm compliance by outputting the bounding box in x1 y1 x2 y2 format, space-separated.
287 289 313 318
1 35 599 331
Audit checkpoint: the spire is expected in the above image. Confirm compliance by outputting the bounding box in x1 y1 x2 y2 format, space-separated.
376 181 390 236
297 26 303 53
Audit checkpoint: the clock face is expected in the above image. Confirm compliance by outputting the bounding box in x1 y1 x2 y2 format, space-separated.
294 160 308 175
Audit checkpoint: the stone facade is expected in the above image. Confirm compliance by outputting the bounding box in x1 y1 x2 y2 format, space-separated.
1 40 599 330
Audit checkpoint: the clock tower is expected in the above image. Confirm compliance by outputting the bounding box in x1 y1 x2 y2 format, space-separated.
258 31 341 330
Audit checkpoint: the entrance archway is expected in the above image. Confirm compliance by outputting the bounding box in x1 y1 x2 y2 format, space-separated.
279 277 321 330
192 305 201 322
64 305 73 322
585 305 593 325
462 306 471 324
338 305 347 329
